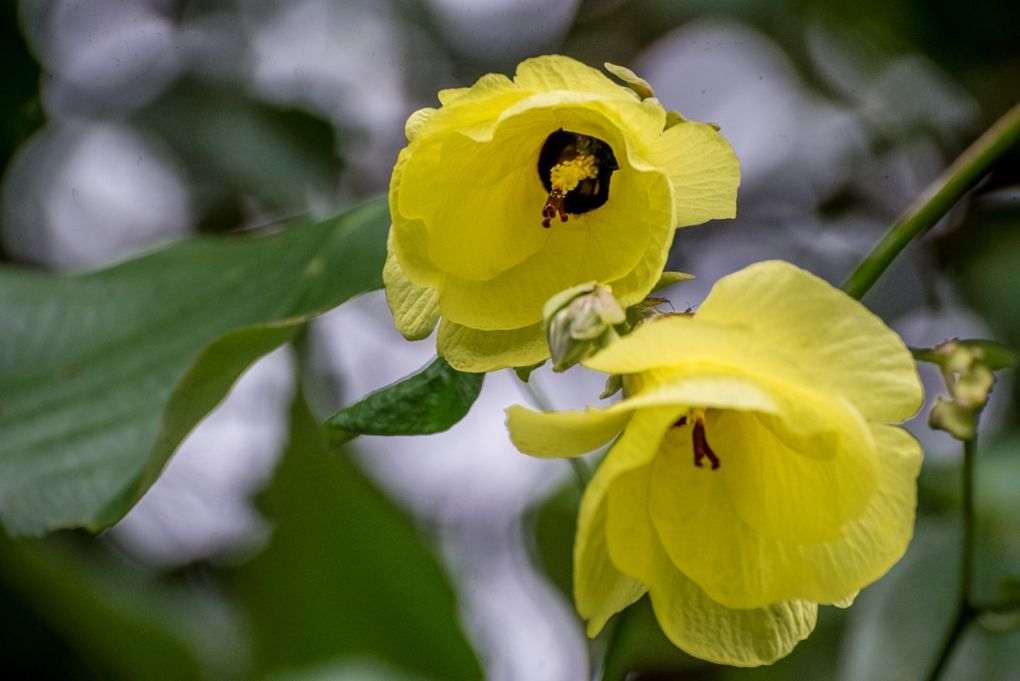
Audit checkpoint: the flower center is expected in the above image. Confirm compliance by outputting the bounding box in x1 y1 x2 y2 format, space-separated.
537 129 618 228
673 410 720 470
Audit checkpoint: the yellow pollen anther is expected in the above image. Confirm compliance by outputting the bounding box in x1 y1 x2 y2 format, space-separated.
542 153 598 228
550 154 598 193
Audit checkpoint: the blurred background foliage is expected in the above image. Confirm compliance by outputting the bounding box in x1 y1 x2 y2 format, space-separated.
0 0 1018 680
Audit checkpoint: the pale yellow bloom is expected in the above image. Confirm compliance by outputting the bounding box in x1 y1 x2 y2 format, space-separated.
385 55 739 371
507 261 924 666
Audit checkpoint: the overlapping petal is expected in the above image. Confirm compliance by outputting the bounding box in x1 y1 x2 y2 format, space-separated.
695 261 923 421
505 260 924 666
607 464 817 666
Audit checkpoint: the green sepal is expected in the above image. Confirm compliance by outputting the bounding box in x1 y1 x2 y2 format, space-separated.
651 271 695 293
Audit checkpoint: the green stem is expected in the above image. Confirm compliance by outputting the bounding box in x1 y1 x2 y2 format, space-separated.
511 371 593 487
842 101 1020 300
925 437 979 681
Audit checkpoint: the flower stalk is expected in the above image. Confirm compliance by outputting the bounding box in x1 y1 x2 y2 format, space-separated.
843 101 1020 300
924 436 979 681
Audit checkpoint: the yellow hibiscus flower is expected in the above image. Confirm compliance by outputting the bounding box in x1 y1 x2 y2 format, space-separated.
506 260 924 666
384 55 739 372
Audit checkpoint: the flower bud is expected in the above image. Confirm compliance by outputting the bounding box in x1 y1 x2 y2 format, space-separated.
926 339 998 440
543 282 626 372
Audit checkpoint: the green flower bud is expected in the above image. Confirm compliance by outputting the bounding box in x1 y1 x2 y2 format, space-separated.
543 282 626 372
924 339 1000 441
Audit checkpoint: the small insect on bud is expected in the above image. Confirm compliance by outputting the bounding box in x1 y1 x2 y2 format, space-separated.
543 282 627 372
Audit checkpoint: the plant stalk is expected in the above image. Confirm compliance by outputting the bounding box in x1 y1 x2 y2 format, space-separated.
843 101 1020 300
925 437 978 681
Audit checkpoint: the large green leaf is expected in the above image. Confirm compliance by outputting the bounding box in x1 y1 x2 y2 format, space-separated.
0 199 388 536
231 393 483 681
324 357 484 445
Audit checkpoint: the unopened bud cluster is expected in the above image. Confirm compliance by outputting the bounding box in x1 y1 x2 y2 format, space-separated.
928 340 997 440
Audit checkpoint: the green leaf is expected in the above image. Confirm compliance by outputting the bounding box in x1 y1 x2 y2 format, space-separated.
324 357 483 445
0 199 389 537
230 393 482 681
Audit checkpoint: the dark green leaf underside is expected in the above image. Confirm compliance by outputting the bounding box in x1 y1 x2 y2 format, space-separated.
0 199 389 537
324 357 483 445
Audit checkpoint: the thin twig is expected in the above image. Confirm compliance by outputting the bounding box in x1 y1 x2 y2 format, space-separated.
925 437 979 681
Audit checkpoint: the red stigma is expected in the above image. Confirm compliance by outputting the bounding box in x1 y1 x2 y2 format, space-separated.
692 419 720 470
541 190 569 228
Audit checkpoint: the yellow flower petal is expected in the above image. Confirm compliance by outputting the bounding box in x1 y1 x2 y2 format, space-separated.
605 464 817 666
437 72 515 108
404 107 436 142
436 319 547 373
388 148 441 289
383 235 439 341
695 260 923 422
504 405 630 459
618 371 781 414
583 315 796 379
574 487 646 636
505 372 778 461
574 408 680 634
649 569 817 668
436 156 671 329
400 100 669 289
647 119 740 227
648 414 917 609
586 262 922 422
514 55 637 100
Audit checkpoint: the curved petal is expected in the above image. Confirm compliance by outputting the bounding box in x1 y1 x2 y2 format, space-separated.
617 371 781 415
436 319 547 372
695 261 923 422
388 147 441 289
514 55 639 100
427 73 524 134
648 413 916 609
606 464 816 667
383 236 439 340
438 73 515 106
574 408 680 633
583 315 799 380
398 127 549 282
647 119 740 228
603 220 673 309
574 485 646 636
800 423 921 601
505 405 630 458
507 371 779 459
649 571 817 668
404 107 436 142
